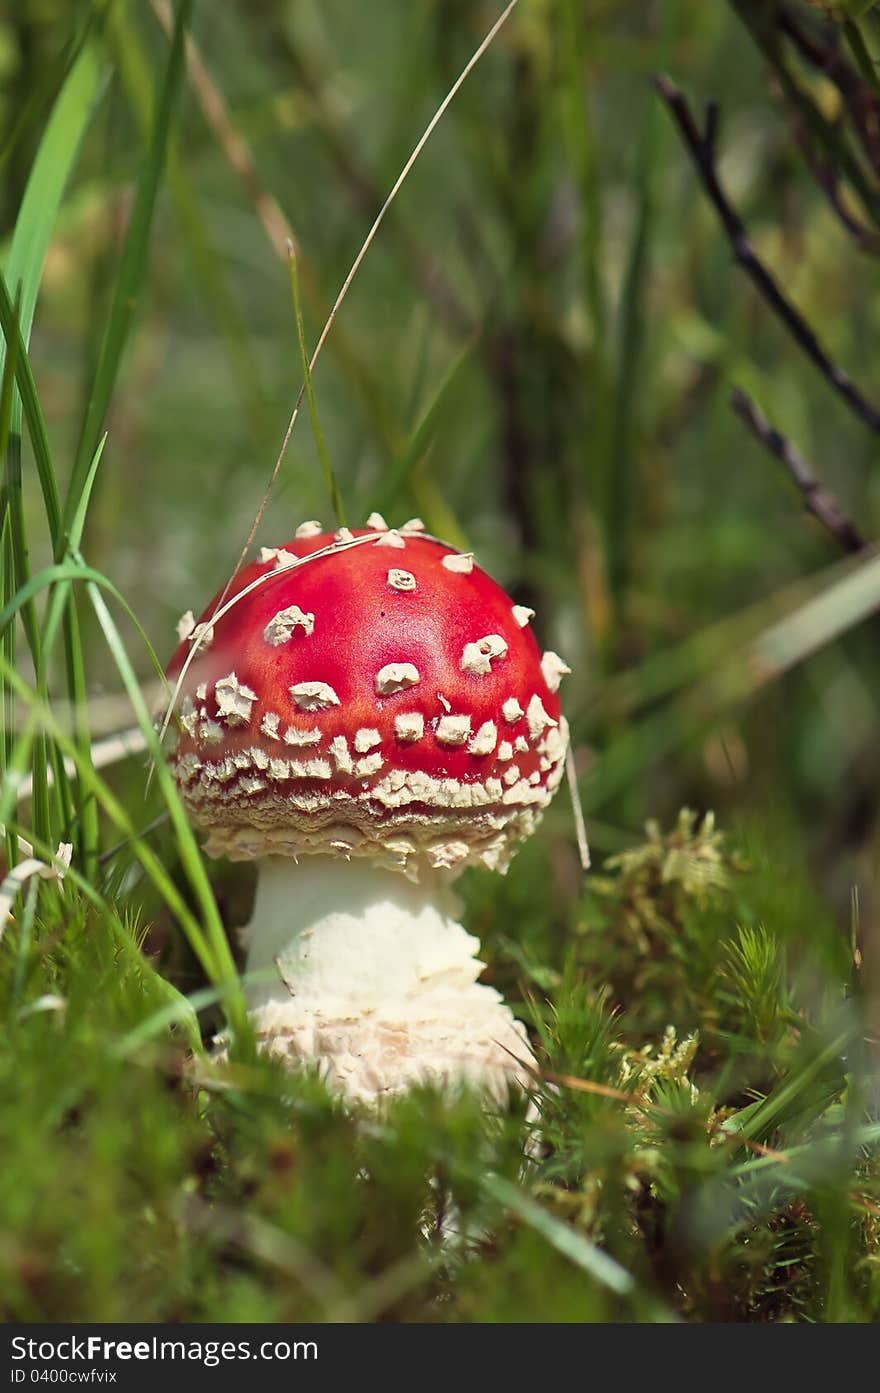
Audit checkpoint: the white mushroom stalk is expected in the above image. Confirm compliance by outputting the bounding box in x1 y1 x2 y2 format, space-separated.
243 857 532 1105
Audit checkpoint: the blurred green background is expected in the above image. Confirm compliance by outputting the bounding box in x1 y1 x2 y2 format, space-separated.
6 0 880 909
4 0 880 1323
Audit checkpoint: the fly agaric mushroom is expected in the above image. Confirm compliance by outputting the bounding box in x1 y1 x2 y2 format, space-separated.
166 522 570 1105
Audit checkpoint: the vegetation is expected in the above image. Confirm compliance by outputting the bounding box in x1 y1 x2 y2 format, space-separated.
3 0 880 1322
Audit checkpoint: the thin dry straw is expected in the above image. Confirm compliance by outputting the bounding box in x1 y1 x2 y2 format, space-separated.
566 747 591 872
214 0 520 615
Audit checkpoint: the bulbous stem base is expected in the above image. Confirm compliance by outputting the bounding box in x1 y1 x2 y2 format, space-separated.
242 856 534 1106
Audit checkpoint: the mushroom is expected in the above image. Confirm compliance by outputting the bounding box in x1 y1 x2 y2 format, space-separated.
166 525 570 1105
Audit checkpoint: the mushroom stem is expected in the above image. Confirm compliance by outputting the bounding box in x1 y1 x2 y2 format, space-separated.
242 856 534 1105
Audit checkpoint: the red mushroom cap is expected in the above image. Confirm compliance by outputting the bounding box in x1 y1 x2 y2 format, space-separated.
166 521 570 876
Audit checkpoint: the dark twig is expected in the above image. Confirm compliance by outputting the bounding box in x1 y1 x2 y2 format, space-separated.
796 131 880 253
773 8 880 249
654 72 880 436
779 4 880 178
730 386 866 554
733 0 880 219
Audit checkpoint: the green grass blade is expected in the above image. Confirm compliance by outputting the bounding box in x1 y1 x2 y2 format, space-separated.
111 980 248 1059
482 1172 636 1296
3 817 202 1055
0 272 61 548
68 433 107 554
0 40 105 875
589 545 880 808
54 0 190 874
105 2 275 450
0 10 97 178
83 582 245 1032
0 653 225 1002
479 1172 675 1319
0 43 104 388
0 311 18 868
288 243 346 526
603 10 674 623
63 0 193 532
0 558 163 679
373 333 477 516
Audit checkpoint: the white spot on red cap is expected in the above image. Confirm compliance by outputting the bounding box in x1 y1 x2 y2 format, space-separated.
515 736 529 754
376 663 420 695
460 633 508 676
503 765 521 787
498 741 513 761
289 681 340 711
178 612 214 649
376 530 405 549
261 547 298 570
330 735 354 774
401 518 425 533
526 694 557 740
366 512 388 531
541 725 567 763
541 650 571 693
263 604 315 646
179 696 198 738
215 673 257 726
442 552 474 574
502 697 524 724
334 527 354 544
295 520 322 539
355 752 384 777
394 712 424 742
512 605 535 628
290 758 332 779
283 725 322 746
468 720 497 756
436 714 471 746
261 712 281 740
354 728 381 753
387 569 416 592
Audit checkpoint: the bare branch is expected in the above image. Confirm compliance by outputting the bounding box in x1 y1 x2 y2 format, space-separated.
730 386 866 554
795 131 880 253
779 3 880 178
654 72 880 435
